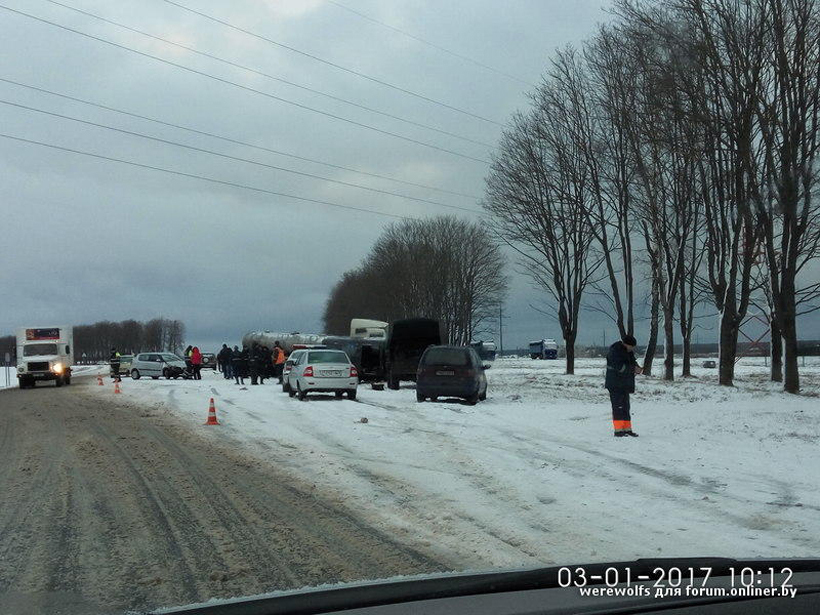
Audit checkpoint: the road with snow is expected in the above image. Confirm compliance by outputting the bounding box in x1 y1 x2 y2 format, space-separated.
0 374 443 614
99 358 820 570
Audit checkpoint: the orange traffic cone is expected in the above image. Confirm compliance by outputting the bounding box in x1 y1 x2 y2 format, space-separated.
205 398 220 425
114 381 122 394
97 375 103 386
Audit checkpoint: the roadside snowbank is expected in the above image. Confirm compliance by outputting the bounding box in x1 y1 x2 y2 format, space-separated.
92 358 820 570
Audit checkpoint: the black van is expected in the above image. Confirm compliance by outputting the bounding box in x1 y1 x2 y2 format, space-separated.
385 318 443 389
416 345 489 405
322 336 385 382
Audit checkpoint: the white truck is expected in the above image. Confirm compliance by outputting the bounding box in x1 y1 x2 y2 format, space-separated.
16 326 73 388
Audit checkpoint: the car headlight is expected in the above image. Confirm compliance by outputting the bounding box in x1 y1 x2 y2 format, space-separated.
52 362 64 374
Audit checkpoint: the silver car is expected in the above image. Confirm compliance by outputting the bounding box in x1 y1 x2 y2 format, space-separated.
286 349 358 400
130 352 188 380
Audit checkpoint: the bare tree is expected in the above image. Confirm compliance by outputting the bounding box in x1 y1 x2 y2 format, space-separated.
485 57 603 374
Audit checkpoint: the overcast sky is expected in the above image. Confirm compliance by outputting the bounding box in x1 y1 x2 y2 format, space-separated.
1 0 817 351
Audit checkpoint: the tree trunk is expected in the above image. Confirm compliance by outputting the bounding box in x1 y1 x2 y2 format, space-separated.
770 317 782 383
663 305 675 381
681 331 692 377
718 310 738 386
642 279 660 376
565 333 576 375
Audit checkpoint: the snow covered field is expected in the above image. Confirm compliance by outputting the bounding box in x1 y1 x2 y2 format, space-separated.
88 358 820 571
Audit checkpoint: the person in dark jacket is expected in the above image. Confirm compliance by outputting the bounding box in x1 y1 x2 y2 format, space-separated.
249 342 260 385
605 334 642 437
217 343 232 379
232 345 246 385
109 347 121 381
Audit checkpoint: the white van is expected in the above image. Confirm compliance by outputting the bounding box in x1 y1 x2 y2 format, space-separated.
16 326 74 388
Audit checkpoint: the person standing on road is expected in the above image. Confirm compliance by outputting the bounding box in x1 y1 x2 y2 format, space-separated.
232 345 246 385
109 347 121 381
605 334 642 437
184 345 193 374
218 343 232 379
249 342 260 385
191 346 202 380
273 341 285 383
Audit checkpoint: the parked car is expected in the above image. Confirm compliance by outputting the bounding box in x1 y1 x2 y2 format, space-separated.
117 354 133 376
200 352 217 369
281 349 307 393
416 345 489 405
286 349 358 401
130 352 189 380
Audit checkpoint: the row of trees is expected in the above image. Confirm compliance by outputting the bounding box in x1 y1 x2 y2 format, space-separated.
74 318 186 361
0 318 186 363
324 216 508 345
485 0 820 392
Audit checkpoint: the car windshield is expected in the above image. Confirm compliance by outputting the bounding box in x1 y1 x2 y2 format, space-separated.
422 348 470 366
23 343 57 356
308 351 349 364
3 1 819 614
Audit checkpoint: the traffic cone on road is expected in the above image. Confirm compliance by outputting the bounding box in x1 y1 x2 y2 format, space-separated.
114 380 122 394
97 375 103 386
205 398 220 425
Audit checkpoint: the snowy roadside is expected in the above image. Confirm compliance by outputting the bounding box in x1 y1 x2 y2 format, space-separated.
89 358 820 571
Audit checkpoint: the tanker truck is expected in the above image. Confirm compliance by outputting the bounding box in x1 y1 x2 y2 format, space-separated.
241 331 327 354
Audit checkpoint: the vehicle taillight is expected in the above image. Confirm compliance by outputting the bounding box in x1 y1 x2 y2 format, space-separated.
350 365 358 378
303 365 314 377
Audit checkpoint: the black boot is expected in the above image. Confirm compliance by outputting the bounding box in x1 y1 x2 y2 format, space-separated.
625 430 639 437
614 432 626 437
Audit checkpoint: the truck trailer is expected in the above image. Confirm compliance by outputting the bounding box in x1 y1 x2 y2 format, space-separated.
16 326 74 388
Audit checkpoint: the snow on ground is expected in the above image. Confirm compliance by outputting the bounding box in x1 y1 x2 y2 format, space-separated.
89 359 820 571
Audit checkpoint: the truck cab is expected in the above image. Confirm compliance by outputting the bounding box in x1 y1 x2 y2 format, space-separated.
16 326 73 388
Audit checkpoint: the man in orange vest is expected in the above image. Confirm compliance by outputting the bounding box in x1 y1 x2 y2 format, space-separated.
273 341 286 383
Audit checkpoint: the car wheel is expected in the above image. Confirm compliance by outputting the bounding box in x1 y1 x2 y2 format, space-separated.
387 372 400 390
479 388 487 401
151 376 159 380
55 375 63 387
416 391 425 402
288 386 296 397
347 389 357 400
283 381 290 393
465 392 479 406
297 383 307 401
64 374 71 385
163 368 171 379
131 369 140 380
335 391 344 398
431 396 438 402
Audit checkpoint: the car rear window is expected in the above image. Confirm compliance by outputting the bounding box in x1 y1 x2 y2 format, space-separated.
308 351 349 364
422 348 470 366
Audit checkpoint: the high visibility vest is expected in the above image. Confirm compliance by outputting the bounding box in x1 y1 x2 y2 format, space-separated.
274 348 285 364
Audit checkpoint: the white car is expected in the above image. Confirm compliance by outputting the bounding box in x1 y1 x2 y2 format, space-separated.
130 352 189 380
287 349 358 400
281 349 307 393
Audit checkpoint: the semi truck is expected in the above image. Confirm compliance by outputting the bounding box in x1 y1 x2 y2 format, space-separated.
529 338 558 359
16 326 73 388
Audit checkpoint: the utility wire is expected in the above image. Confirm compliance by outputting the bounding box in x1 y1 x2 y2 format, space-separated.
41 0 492 148
161 0 503 127
0 97 482 214
0 4 491 164
0 131 413 220
0 76 481 199
326 0 531 86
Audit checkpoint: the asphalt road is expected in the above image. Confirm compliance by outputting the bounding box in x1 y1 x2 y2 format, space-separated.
0 375 443 614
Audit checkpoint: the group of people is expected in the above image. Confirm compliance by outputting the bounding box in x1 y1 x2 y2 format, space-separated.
216 341 286 386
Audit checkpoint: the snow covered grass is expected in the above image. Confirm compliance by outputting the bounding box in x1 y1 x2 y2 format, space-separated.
92 358 820 571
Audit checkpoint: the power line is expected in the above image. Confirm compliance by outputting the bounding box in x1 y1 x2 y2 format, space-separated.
161 0 504 127
0 76 482 199
0 97 482 214
0 131 413 220
326 0 531 86
0 4 491 164
41 0 493 149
